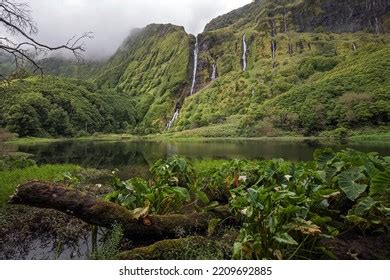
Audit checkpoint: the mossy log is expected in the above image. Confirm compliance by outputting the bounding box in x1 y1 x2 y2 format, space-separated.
10 181 231 241
118 236 226 260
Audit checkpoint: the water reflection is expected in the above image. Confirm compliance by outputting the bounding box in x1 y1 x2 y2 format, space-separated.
14 139 390 179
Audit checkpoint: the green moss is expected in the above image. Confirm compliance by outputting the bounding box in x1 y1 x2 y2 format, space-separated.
118 236 226 260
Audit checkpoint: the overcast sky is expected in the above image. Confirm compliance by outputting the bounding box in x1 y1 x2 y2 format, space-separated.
24 0 251 59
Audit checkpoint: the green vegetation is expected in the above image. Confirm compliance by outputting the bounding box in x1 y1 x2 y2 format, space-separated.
1 2 389 138
0 76 136 137
96 24 191 134
91 224 124 260
106 156 209 215
242 46 390 136
0 154 82 207
105 149 390 259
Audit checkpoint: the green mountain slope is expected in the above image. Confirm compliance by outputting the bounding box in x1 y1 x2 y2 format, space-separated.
95 24 193 134
1 0 389 138
172 0 390 137
0 76 136 137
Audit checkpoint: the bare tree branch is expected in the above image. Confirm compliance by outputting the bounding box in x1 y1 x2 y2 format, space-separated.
0 0 93 77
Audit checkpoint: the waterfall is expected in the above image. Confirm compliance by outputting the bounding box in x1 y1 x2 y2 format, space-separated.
167 109 179 130
211 64 217 80
352 43 357 51
190 36 199 95
242 34 247 71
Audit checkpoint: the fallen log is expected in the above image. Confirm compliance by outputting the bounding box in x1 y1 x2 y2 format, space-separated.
10 181 232 241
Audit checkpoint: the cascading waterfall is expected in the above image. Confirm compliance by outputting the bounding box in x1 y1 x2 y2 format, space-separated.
352 43 357 51
211 64 217 80
167 109 179 130
242 34 247 71
190 36 199 95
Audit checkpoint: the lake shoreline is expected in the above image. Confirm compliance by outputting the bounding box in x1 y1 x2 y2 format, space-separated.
4 132 390 146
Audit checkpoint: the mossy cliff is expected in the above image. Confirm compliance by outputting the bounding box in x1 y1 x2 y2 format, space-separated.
173 0 390 136
1 0 389 137
95 24 192 134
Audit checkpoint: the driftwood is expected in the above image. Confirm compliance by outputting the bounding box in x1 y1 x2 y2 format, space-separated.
10 181 231 241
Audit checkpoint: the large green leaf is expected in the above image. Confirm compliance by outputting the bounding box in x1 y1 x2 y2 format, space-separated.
172 187 190 201
351 197 378 216
370 170 390 197
274 232 298 246
338 169 367 201
314 148 335 167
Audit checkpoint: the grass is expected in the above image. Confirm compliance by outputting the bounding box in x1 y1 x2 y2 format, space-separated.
5 134 137 145
4 127 390 145
349 130 390 142
0 164 82 207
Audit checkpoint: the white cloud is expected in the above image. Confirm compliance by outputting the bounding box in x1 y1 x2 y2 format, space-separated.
22 0 251 59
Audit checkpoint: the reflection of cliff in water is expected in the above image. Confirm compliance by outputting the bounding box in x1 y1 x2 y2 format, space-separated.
16 139 390 180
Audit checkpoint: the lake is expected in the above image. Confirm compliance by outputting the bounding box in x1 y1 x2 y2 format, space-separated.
8 139 390 179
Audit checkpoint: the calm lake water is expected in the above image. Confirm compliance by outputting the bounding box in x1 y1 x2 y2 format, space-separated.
9 139 390 179
1 138 389 259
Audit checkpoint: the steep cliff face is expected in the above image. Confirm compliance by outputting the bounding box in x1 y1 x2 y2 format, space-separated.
205 0 390 34
92 0 390 136
173 0 390 136
95 24 192 134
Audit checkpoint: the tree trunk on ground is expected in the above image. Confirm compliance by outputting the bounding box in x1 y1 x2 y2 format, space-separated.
9 181 232 241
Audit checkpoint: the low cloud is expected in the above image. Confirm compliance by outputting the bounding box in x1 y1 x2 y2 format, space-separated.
23 0 251 59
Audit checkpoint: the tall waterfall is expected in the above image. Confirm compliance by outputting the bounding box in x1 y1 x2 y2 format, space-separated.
167 109 179 130
242 34 248 71
190 36 199 95
211 64 217 80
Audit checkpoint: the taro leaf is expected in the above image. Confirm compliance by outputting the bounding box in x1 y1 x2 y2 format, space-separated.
274 232 298 246
338 169 367 201
352 197 378 216
314 148 336 167
233 242 243 259
346 214 369 225
172 187 190 201
266 214 278 234
326 226 339 237
292 219 321 235
247 188 264 210
131 202 150 219
370 170 390 197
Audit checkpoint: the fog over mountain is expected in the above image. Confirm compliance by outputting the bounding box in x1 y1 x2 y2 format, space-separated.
25 0 251 59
